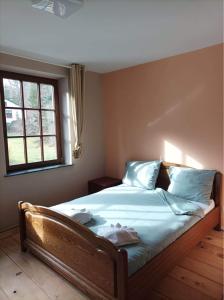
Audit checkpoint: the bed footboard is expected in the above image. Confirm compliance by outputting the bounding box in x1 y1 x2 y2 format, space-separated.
18 202 128 300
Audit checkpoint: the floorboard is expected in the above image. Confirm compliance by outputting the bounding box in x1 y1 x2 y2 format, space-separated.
203 233 223 248
0 229 223 300
179 256 223 285
0 237 88 300
0 287 10 300
0 248 50 300
154 276 215 300
189 241 223 270
169 265 222 299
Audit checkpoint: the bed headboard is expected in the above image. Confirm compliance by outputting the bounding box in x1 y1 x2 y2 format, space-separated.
156 162 221 207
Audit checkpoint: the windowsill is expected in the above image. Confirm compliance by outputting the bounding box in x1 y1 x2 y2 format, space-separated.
4 163 73 177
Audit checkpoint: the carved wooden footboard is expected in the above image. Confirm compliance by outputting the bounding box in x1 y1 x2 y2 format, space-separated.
18 163 221 300
18 202 128 300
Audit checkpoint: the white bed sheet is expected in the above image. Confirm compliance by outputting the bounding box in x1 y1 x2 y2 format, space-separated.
192 199 215 216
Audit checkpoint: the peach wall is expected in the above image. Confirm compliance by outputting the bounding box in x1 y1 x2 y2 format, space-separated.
102 44 223 223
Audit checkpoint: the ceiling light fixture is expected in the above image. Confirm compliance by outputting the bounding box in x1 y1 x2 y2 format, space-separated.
31 0 84 19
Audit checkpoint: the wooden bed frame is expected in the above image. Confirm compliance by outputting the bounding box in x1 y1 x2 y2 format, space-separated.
18 162 221 300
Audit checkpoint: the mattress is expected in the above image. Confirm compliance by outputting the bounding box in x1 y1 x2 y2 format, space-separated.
52 184 215 276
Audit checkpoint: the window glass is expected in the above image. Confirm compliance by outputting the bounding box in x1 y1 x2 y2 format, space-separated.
1 72 62 172
40 84 54 109
8 138 25 165
6 109 24 136
42 111 56 135
27 137 42 163
3 79 22 107
25 110 40 136
23 82 39 108
43 136 57 161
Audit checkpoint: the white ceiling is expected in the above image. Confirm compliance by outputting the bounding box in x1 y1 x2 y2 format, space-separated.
0 0 223 73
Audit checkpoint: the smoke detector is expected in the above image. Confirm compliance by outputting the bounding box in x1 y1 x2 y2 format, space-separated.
31 0 84 18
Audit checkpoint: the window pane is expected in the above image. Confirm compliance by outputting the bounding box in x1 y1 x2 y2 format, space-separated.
43 136 57 161
42 111 56 134
3 79 22 107
25 110 40 136
6 109 24 136
27 137 42 163
40 84 54 109
8 138 25 165
23 82 39 108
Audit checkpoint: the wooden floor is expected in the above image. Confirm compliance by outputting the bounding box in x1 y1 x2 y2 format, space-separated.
0 229 223 300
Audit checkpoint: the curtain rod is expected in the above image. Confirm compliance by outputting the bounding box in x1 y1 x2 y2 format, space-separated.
0 51 72 69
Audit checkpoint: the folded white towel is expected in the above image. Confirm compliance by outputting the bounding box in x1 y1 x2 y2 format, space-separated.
97 223 140 246
62 208 92 224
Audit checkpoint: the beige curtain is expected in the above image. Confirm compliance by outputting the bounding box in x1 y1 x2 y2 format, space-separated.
69 64 85 159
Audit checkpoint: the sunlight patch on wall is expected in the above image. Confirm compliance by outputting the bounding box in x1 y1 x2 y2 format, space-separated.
164 140 183 164
185 155 203 169
65 91 72 163
164 140 203 169
61 88 72 165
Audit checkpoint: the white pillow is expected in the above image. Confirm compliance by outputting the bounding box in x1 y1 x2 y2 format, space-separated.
122 160 161 189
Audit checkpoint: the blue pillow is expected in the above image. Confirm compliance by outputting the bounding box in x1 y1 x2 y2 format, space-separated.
122 160 161 190
168 167 216 203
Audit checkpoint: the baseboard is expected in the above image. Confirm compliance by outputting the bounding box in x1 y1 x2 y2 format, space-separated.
0 226 19 239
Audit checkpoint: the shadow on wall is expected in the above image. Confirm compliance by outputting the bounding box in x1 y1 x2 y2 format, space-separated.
163 140 203 169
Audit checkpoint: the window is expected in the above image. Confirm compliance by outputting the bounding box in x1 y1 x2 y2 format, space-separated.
0 71 62 173
5 109 12 119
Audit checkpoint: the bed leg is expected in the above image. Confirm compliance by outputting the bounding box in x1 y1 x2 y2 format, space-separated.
18 201 27 252
214 206 223 232
214 224 222 231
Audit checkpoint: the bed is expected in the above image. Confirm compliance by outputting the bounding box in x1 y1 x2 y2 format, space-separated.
18 162 221 300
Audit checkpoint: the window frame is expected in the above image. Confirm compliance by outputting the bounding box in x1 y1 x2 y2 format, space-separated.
0 70 63 173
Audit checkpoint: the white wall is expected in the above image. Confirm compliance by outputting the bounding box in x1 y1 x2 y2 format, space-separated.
0 69 105 232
